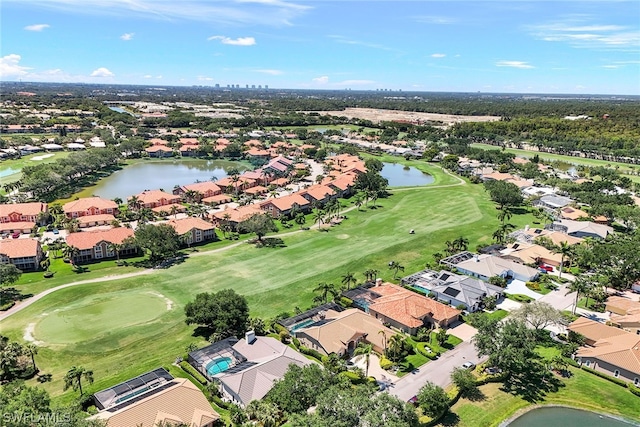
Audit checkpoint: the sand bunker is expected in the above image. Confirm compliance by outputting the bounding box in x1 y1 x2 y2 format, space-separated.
31 153 55 161
24 323 45 345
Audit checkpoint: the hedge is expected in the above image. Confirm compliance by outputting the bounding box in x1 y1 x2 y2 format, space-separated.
580 365 629 388
0 301 16 311
629 385 640 397
272 322 288 334
339 296 353 308
179 361 208 385
379 356 394 370
298 345 324 361
210 394 232 409
415 343 439 360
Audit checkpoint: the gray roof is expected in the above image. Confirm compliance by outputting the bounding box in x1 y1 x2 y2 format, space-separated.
540 194 573 208
554 219 612 239
403 270 503 307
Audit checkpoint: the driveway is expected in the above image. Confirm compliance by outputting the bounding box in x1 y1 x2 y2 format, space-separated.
351 353 398 386
505 279 543 300
539 284 577 311
388 341 485 402
447 321 478 342
496 298 523 312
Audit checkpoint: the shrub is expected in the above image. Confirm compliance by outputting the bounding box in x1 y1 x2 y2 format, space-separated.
210 394 231 409
179 361 208 385
416 343 439 360
526 282 541 291
271 322 288 335
0 301 16 311
43 271 55 278
581 366 629 388
629 385 640 397
340 370 366 384
298 345 324 361
339 296 353 308
279 330 291 343
379 356 394 370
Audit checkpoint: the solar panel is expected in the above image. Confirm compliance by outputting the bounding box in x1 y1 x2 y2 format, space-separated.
443 287 460 297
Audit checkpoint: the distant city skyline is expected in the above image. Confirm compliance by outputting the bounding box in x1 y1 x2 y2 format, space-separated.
1 0 639 95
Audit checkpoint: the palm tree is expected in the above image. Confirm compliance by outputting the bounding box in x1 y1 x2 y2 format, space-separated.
294 212 306 229
313 282 337 304
63 366 94 396
378 330 388 353
169 205 179 219
354 193 364 211
444 240 457 256
388 260 405 279
453 236 469 252
25 343 39 373
497 207 513 225
363 269 379 283
112 197 123 207
552 241 574 279
127 195 141 212
63 245 79 264
107 242 122 261
567 275 595 315
432 252 444 265
137 207 155 224
341 272 357 290
313 208 325 230
353 342 374 377
387 334 405 362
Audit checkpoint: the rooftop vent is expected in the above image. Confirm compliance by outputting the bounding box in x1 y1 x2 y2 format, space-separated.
245 330 256 344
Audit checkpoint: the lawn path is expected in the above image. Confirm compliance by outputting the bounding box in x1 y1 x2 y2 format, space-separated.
0 170 467 322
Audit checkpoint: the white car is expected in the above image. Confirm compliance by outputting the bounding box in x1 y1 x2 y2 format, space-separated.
462 361 476 370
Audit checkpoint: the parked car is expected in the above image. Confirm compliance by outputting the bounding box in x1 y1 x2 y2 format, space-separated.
11 232 20 239
462 361 476 370
52 229 59 235
485 366 502 375
408 395 418 406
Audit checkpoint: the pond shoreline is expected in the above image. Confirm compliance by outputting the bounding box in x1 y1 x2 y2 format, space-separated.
499 404 639 427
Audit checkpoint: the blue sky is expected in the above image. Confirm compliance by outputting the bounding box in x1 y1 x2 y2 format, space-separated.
1 0 639 95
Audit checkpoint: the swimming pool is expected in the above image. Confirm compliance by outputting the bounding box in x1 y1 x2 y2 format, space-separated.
290 319 316 333
206 357 232 375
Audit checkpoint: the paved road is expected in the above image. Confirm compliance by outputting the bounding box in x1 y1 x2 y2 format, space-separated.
388 341 486 402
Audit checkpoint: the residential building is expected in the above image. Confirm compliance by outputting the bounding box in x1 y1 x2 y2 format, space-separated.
442 252 539 282
259 193 310 218
91 368 219 427
211 205 263 229
500 242 563 268
77 214 116 228
575 330 640 386
66 228 136 263
188 333 312 408
560 207 589 221
401 270 504 312
173 182 222 199
300 184 336 205
168 217 216 245
133 190 181 209
550 219 613 239
0 238 44 271
364 282 461 333
295 308 395 356
567 317 628 346
145 145 173 158
535 194 573 210
0 202 48 224
63 197 118 219
606 296 640 335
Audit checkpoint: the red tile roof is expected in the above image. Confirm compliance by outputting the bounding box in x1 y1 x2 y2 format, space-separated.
66 228 134 250
202 194 233 204
134 190 181 206
260 193 309 212
145 145 173 153
0 202 47 219
0 221 35 232
369 283 461 327
77 214 116 225
168 217 214 235
63 197 117 214
0 238 41 258
179 182 222 195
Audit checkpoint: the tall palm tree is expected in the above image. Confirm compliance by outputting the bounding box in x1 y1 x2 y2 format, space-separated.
313 208 325 230
453 236 469 252
497 207 513 225
25 343 39 373
63 366 94 396
378 330 388 353
353 342 374 377
567 275 595 315
313 282 337 304
127 195 141 212
107 242 122 261
112 197 123 207
169 205 179 219
354 193 364 211
444 240 457 256
341 272 357 290
388 261 405 279
387 334 405 362
552 241 574 279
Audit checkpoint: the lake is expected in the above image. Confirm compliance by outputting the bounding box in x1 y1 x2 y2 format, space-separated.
90 160 249 200
382 162 434 187
507 407 637 427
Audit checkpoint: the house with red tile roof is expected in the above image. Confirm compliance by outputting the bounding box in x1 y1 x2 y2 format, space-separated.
173 182 222 199
145 145 173 158
211 205 263 229
133 190 181 209
66 228 136 263
246 148 271 160
0 238 44 271
366 282 461 334
77 214 116 228
179 144 200 157
326 173 357 197
259 193 310 218
152 203 187 216
202 194 233 206
0 221 36 234
300 184 336 205
167 217 216 245
0 202 48 225
63 197 118 219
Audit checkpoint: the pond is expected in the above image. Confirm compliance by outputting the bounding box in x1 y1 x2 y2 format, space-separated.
381 162 434 187
89 159 249 200
507 407 636 427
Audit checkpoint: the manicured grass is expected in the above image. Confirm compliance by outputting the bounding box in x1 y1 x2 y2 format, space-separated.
0 151 71 190
485 309 509 322
442 367 640 427
0 162 539 404
577 297 605 312
535 345 562 360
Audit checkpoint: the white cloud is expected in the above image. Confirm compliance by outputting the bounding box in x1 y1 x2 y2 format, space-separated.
312 76 329 84
414 15 456 25
143 74 153 78
24 24 50 31
254 69 282 75
10 0 311 26
208 36 256 46
120 32 134 41
602 65 620 69
431 53 446 58
0 54 32 77
328 35 393 51
90 67 115 77
527 18 640 50
197 76 214 81
496 60 534 69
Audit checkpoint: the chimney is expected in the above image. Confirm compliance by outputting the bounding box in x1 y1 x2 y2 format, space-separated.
375 278 383 286
524 224 529 231
474 255 479 262
245 330 256 344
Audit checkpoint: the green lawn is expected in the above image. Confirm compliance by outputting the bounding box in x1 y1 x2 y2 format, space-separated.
0 151 71 190
0 162 540 405
442 367 640 427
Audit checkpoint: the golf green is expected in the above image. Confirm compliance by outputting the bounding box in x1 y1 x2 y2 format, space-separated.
34 291 171 345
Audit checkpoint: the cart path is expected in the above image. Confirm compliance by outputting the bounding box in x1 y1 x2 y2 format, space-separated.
0 173 468 322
